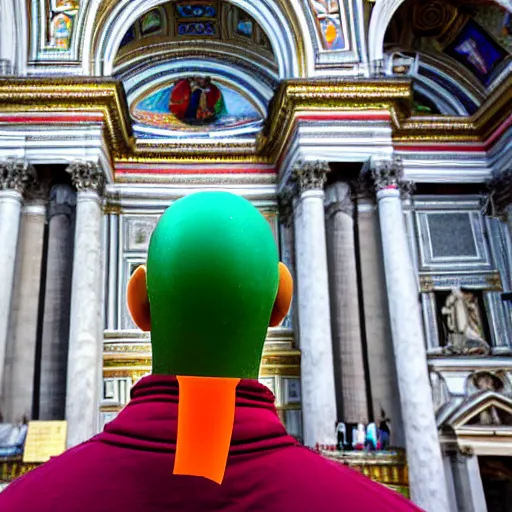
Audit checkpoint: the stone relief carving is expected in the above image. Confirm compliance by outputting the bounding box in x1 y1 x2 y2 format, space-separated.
472 372 505 425
0 160 37 194
292 160 329 193
125 217 159 252
440 287 491 356
68 161 105 195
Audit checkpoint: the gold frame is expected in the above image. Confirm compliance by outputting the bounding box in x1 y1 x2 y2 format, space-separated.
1 75 512 165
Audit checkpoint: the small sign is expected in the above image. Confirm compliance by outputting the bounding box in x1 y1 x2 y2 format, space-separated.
22 421 67 463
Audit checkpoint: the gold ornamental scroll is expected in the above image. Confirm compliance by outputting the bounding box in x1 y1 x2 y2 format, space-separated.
22 421 67 463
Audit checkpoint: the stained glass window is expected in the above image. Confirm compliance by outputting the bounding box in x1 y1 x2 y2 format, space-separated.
141 9 163 36
176 4 216 18
309 0 346 51
236 16 253 38
119 24 137 48
177 22 216 36
175 2 218 37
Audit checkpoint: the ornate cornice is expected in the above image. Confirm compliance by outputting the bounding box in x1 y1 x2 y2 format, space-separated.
371 157 414 196
68 161 106 196
0 160 37 195
0 78 132 158
292 161 329 194
263 79 412 163
1 75 512 167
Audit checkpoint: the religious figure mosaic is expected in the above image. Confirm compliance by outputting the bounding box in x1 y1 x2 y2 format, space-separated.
48 0 79 50
132 76 263 131
444 19 507 85
309 0 346 51
141 9 164 36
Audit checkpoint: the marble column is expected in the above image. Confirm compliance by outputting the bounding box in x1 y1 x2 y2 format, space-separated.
449 449 488 512
292 161 337 447
325 182 369 424
2 186 46 422
373 159 450 512
277 187 297 332
0 160 36 399
65 162 104 448
39 184 76 420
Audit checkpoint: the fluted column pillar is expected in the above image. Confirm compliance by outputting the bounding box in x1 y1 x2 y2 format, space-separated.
2 184 46 422
39 184 76 420
0 160 36 396
325 182 369 424
65 162 105 448
373 159 449 512
292 161 337 447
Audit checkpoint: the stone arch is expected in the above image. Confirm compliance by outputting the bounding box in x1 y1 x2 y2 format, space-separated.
385 50 483 114
83 0 308 78
368 0 512 64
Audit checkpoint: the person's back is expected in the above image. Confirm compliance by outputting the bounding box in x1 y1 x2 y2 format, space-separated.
0 192 422 511
1 375 419 512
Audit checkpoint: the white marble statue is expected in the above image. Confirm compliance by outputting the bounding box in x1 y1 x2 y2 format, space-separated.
441 287 490 356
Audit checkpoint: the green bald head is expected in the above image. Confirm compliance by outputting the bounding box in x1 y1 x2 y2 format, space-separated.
146 192 279 379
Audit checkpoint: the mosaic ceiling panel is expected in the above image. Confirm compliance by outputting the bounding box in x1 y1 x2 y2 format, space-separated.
117 1 273 56
389 0 512 88
132 76 263 134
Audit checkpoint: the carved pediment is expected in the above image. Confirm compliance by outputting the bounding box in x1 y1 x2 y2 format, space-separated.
443 391 512 430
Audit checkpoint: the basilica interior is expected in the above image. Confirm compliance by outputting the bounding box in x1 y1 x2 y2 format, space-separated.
1 0 512 511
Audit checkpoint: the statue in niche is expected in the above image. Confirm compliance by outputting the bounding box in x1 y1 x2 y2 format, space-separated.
441 287 491 356
473 372 503 426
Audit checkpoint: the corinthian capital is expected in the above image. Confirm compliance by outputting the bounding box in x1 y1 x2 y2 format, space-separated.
0 159 37 194
292 161 329 194
371 157 413 196
68 161 105 195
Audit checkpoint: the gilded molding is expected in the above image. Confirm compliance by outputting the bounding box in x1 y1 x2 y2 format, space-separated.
0 78 133 157
2 75 512 166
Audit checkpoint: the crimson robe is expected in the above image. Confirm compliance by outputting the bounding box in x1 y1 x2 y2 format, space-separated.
0 375 423 511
